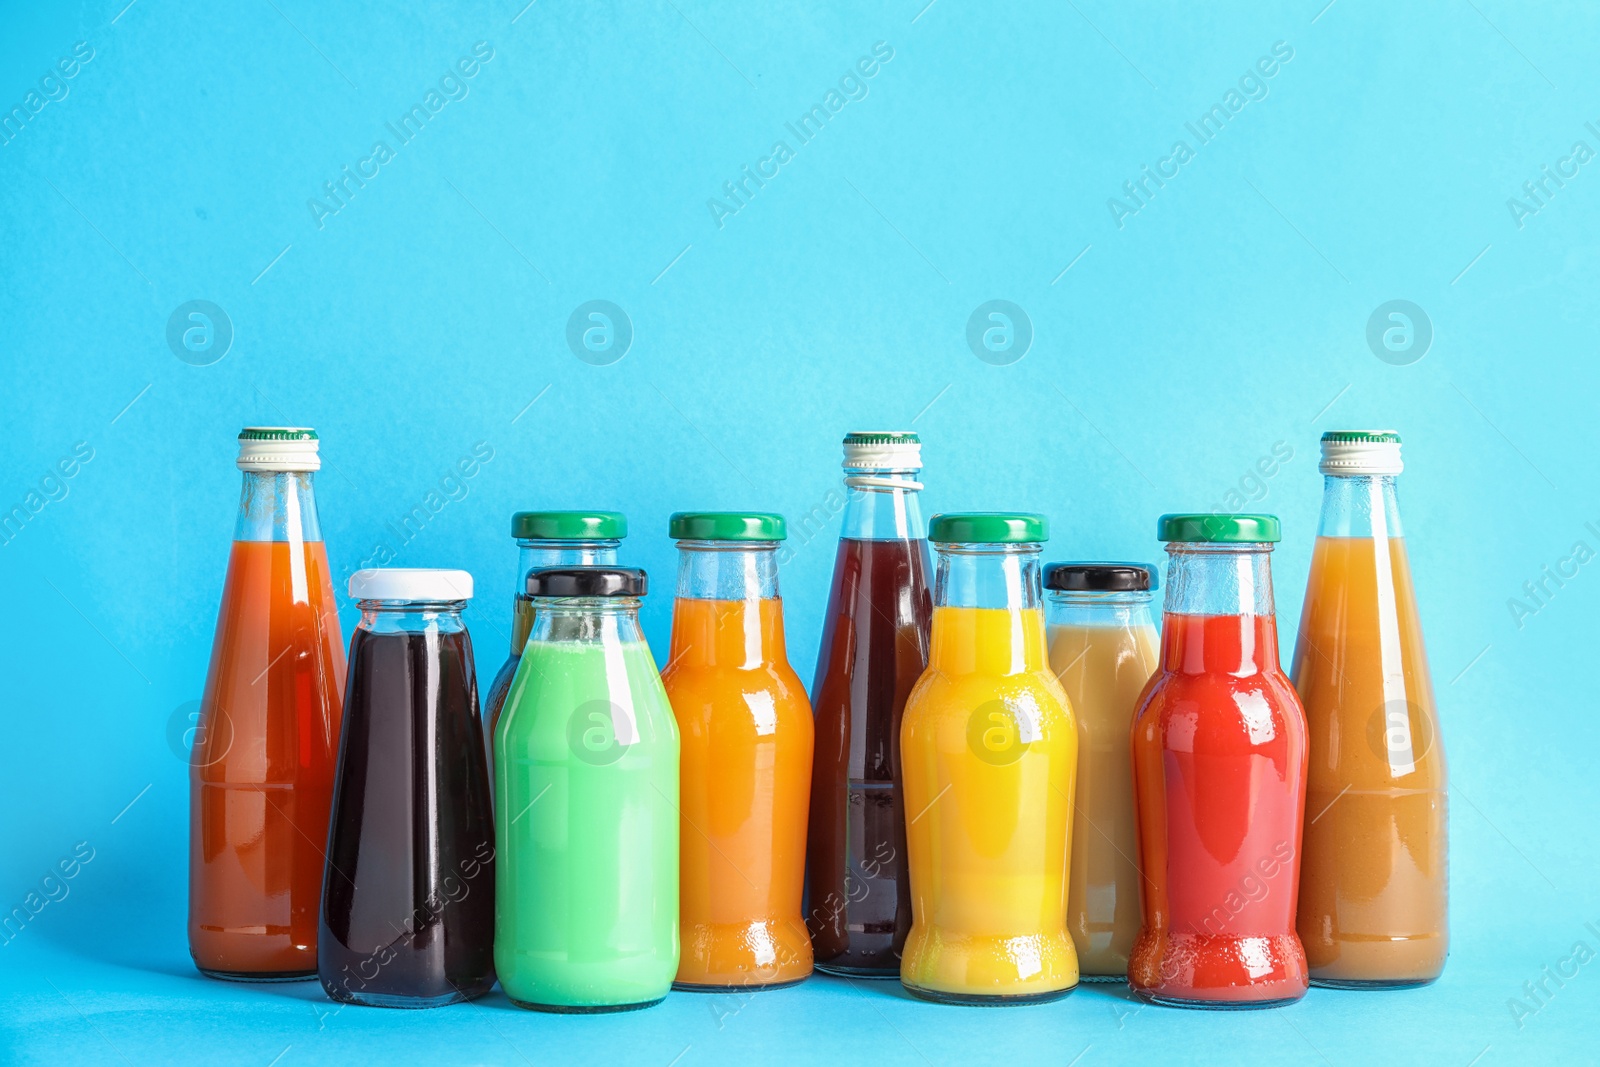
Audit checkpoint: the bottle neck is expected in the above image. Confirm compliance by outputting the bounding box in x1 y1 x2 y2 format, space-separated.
527 598 645 645
929 543 1047 674
1045 590 1157 630
508 538 622 656
839 465 925 541
670 542 785 669
1317 474 1404 539
1160 543 1278 675
235 471 321 542
357 600 468 634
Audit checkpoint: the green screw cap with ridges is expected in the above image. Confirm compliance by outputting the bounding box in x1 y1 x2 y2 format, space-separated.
842 431 921 446
1157 513 1282 543
1320 430 1400 444
669 512 787 541
238 427 317 441
928 512 1048 544
511 511 628 541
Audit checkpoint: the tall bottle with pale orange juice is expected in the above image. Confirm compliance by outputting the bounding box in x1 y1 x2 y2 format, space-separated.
900 513 1079 1005
1044 563 1159 981
1292 432 1447 987
662 512 814 991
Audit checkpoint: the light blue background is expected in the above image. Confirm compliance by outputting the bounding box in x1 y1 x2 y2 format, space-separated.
1 0 1595 1062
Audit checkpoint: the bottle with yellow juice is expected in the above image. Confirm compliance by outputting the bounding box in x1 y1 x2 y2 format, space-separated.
899 513 1080 1005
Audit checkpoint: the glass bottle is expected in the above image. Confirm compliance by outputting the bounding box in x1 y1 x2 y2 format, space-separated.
482 511 626 758
1292 432 1447 987
807 431 931 977
494 567 679 1012
1044 563 1160 982
663 513 814 991
319 569 495 1008
1129 514 1309 1009
190 428 345 981
900 513 1079 1005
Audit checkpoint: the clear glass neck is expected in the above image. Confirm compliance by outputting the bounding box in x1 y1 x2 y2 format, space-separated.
1317 474 1404 539
1045 589 1157 630
235 471 321 542
514 538 621 589
1162 543 1276 617
934 542 1043 610
527 597 645 645
357 600 468 634
674 540 780 600
839 465 924 541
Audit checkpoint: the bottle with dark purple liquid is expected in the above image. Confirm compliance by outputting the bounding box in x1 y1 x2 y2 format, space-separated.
319 568 496 1008
806 432 932 976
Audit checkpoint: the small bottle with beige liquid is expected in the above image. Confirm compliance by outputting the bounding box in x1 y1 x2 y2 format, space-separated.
1044 562 1160 981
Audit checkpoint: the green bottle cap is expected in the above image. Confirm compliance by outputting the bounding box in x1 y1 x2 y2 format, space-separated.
238 427 317 441
511 511 628 540
842 431 921 446
1157 513 1282 543
928 512 1048 544
1320 430 1400 444
668 512 787 541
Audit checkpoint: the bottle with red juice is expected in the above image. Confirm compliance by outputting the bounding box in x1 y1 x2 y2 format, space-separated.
806 431 932 976
1129 513 1310 1009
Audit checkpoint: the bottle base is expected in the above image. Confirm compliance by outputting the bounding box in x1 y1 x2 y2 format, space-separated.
508 994 667 1014
672 975 810 993
814 963 900 980
198 967 318 984
1311 976 1438 991
326 986 490 1009
902 983 1077 1007
1134 992 1305 1011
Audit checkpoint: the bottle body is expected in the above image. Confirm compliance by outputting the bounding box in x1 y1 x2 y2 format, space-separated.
319 581 495 1008
1045 579 1159 980
663 527 814 990
1129 528 1309 1009
190 451 345 981
808 440 930 977
1293 465 1447 986
494 586 680 1012
900 520 1079 1005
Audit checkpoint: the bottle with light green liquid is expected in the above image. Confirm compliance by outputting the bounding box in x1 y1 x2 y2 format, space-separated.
494 566 680 1012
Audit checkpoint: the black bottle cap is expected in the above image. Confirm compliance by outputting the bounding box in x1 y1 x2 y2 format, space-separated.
1043 562 1157 593
524 566 648 598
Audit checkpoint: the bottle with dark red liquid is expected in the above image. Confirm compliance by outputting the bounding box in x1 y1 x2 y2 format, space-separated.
1129 514 1309 1009
806 431 932 976
319 568 496 1008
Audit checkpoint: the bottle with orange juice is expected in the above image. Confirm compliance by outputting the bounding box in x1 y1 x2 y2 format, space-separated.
662 512 815 991
900 513 1079 1005
1292 432 1448 987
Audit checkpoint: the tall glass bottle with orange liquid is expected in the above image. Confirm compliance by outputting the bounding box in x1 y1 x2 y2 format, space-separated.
190 428 346 981
807 431 931 977
662 512 814 991
1293 432 1447 987
900 513 1079 1005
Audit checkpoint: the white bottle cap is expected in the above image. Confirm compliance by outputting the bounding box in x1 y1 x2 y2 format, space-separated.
842 431 923 491
1320 431 1402 476
237 427 321 472
348 568 474 602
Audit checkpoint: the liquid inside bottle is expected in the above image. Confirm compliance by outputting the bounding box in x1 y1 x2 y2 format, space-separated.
1044 564 1160 982
1292 432 1447 988
189 428 345 982
319 570 496 1008
494 567 680 1012
807 432 930 977
1129 514 1309 1010
900 513 1079 1005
